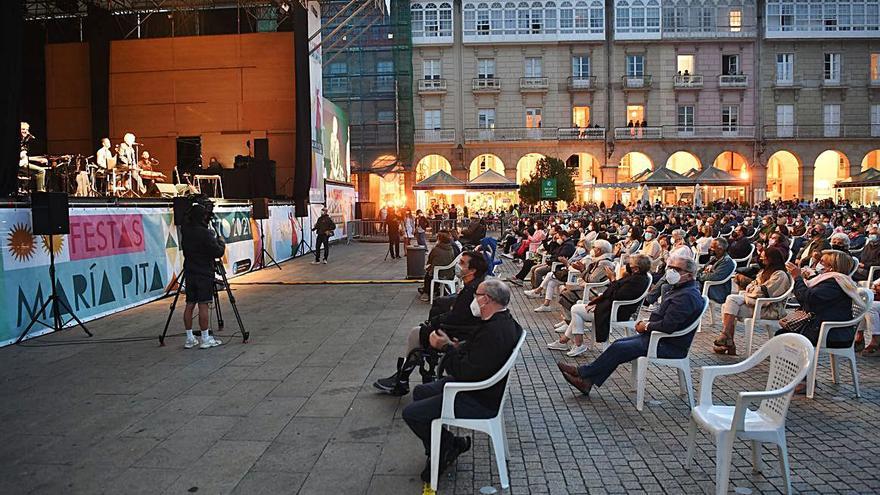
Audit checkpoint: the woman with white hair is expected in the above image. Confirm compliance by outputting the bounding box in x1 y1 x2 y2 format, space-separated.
527 238 595 312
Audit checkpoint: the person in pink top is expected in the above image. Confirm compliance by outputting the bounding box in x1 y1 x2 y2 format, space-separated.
506 221 546 285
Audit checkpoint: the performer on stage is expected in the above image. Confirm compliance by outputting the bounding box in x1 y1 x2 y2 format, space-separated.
138 151 157 171
19 122 46 192
95 138 116 195
118 133 145 195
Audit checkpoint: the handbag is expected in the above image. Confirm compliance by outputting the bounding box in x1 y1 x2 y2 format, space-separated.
554 267 569 282
778 309 815 335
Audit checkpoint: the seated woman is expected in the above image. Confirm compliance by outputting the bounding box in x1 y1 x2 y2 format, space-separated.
614 226 642 260
694 225 714 264
781 250 865 348
419 231 455 302
713 247 791 355
554 243 616 332
505 221 546 283
525 237 592 311
547 254 650 357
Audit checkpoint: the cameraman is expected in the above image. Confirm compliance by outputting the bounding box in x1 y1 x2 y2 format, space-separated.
312 207 336 264
181 199 226 349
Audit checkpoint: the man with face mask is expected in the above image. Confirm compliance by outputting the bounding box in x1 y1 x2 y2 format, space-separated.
697 238 736 304
374 252 488 395
854 227 880 281
402 279 523 483
797 223 830 267
727 226 752 261
559 254 704 397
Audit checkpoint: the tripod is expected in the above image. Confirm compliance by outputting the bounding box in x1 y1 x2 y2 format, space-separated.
159 261 249 346
16 234 92 343
250 219 281 272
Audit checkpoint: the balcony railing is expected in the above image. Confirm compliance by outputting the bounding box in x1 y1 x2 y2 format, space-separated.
557 127 606 140
622 75 652 89
567 76 597 91
414 129 456 143
463 127 558 142
661 125 755 139
417 78 447 94
472 77 501 92
520 77 549 91
719 74 748 88
763 125 878 139
673 74 703 89
613 126 663 139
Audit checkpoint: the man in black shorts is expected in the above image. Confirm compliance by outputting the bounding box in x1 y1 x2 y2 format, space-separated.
180 199 227 349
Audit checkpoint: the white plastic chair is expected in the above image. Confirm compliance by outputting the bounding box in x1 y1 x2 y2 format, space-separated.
632 295 708 411
565 268 582 287
429 252 464 304
610 273 653 338
806 287 872 399
685 333 815 495
859 265 880 288
576 279 610 304
429 330 527 491
743 275 795 357
731 244 755 269
698 263 737 333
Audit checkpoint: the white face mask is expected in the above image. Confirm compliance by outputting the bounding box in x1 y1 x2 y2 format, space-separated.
665 268 681 285
645 233 654 241
768 239 777 246
575 247 587 256
470 298 482 318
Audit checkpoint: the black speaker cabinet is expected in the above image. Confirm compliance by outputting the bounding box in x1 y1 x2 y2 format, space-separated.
253 138 269 161
31 192 70 235
252 198 270 220
172 197 191 226
293 197 308 217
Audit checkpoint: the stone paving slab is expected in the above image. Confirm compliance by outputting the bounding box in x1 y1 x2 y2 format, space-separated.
0 242 878 494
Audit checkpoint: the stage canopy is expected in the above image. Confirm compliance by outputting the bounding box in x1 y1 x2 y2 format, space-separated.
412 170 466 190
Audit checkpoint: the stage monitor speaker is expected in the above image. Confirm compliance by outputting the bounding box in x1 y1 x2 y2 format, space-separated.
31 192 70 235
152 183 179 198
172 197 191 226
253 138 269 161
252 198 270 220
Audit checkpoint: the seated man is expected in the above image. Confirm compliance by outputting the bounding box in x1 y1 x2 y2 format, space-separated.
374 251 488 395
402 279 524 482
854 226 880 281
558 254 704 396
548 254 651 357
727 226 753 262
697 238 736 305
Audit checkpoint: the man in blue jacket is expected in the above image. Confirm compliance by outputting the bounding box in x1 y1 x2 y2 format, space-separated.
697 238 736 304
559 254 704 396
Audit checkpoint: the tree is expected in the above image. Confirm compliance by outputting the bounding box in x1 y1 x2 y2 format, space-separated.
518 156 576 205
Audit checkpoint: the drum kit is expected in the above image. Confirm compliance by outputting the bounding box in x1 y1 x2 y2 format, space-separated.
19 153 169 198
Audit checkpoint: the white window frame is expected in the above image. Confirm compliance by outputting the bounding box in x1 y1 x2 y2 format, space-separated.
722 54 740 76
722 105 739 133
423 59 441 80
824 53 841 83
477 58 496 79
525 57 543 78
478 108 496 128
776 104 794 137
776 53 793 84
824 104 841 137
677 105 694 134
424 109 442 130
572 55 590 77
626 54 645 76
871 104 880 137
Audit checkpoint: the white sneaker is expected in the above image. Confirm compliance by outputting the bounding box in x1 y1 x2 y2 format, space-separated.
200 336 223 349
184 336 200 349
553 321 567 329
566 343 590 357
322 259 328 264
555 324 569 334
310 260 321 265
501 253 514 259
524 289 542 299
534 305 553 313
546 341 570 351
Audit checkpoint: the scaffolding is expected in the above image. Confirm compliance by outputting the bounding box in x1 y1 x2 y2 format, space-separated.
320 0 413 178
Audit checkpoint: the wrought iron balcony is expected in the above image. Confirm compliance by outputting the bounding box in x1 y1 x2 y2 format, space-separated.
763 125 878 139
520 77 550 92
557 127 606 140
621 75 652 90
613 126 662 140
463 127 558 142
673 74 703 89
718 74 748 88
472 77 501 92
414 129 456 143
417 78 447 94
567 76 597 91
661 125 755 139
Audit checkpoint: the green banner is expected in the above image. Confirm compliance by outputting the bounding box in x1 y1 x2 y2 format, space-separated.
540 178 557 199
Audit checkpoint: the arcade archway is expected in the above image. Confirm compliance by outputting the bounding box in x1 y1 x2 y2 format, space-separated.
516 153 545 185
813 150 849 200
665 151 701 176
618 152 652 182
415 154 452 182
469 154 504 180
766 150 801 201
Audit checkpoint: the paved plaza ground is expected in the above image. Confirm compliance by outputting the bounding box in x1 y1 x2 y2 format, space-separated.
0 241 878 494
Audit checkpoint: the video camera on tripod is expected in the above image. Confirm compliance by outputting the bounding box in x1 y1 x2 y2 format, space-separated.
159 194 249 346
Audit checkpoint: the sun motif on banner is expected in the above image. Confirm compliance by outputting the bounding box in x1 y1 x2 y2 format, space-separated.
41 234 65 256
7 223 37 262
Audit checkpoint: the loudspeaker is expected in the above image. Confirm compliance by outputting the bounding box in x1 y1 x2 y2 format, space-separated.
31 192 69 235
293 197 308 217
253 138 269 161
172 196 191 226
152 183 179 198
252 198 269 220
355 201 375 220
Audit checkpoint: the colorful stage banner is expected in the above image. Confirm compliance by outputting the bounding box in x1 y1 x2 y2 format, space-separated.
325 182 357 240
0 204 304 347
